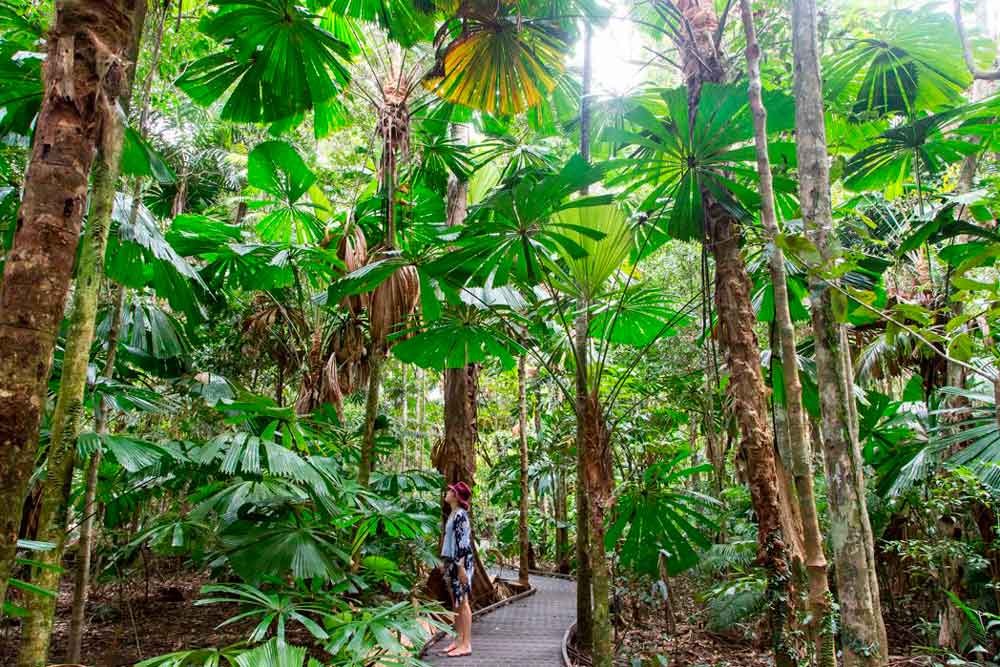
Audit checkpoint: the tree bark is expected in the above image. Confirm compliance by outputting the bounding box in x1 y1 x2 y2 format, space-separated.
427 122 495 607
791 0 888 662
0 0 144 612
575 22 596 656
517 356 530 586
672 1 795 665
18 110 128 667
358 353 382 487
738 2 834 661
581 387 613 667
432 362 496 606
68 284 124 661
19 1 150 651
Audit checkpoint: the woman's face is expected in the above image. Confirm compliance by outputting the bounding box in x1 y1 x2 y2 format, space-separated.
444 488 455 504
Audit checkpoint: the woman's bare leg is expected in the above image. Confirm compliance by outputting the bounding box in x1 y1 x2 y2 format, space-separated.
456 597 472 652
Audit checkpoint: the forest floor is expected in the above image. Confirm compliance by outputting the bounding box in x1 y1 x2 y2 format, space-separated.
0 567 933 667
591 577 931 667
0 570 273 666
605 576 772 667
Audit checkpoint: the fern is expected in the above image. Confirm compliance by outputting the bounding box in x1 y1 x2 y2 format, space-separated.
705 575 768 632
695 540 757 575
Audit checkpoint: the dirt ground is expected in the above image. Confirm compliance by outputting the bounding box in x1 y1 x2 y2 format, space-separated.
0 573 256 667
1 568 933 667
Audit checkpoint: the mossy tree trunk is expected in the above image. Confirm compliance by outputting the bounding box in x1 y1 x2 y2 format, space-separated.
0 0 142 610
674 1 795 664
738 2 834 662
17 1 149 657
791 0 888 663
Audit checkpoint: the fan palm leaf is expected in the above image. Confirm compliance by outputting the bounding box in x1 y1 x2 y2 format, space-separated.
176 0 351 126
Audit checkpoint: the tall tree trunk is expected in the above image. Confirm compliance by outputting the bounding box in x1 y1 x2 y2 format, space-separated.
434 362 495 606
18 114 128 667
738 2 834 662
68 284 124 661
0 0 142 609
68 5 163 640
674 2 794 664
580 386 613 667
575 22 596 655
358 353 382 487
517 356 530 586
429 123 495 607
791 0 888 662
19 3 149 654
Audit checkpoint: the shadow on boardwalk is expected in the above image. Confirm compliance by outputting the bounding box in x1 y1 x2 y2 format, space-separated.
424 571 576 667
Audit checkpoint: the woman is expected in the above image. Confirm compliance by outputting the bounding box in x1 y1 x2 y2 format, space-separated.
440 481 474 658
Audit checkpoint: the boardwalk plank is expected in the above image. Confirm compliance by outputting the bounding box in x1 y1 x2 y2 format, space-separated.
425 573 576 667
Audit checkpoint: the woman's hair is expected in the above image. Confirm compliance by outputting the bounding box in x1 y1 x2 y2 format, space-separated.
448 481 472 510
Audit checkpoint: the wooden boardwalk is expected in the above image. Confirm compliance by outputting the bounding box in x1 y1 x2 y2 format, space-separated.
424 570 576 667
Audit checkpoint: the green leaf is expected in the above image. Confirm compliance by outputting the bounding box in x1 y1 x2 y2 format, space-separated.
605 453 719 576
589 287 692 347
121 124 176 184
553 203 632 299
825 8 975 118
423 10 566 116
391 309 520 370
948 332 973 363
248 141 316 203
176 0 351 126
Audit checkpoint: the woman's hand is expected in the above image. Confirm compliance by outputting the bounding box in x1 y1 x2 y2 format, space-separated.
457 565 468 587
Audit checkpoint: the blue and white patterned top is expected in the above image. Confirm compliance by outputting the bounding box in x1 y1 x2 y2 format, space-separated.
441 508 472 561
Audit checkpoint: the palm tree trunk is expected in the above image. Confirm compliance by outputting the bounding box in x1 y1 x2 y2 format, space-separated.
791 0 888 663
517 356 530 586
738 2 834 661
673 1 795 664
358 353 382 487
575 21 596 655
17 116 128 667
435 362 496 606
429 122 496 607
68 284 125 662
581 388 613 667
0 0 143 610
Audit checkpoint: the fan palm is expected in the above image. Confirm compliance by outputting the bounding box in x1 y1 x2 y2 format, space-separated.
423 1 567 116
176 0 352 128
608 83 798 243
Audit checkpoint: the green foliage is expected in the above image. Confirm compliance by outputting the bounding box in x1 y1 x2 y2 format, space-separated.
610 84 797 242
196 582 338 643
606 451 719 576
825 8 982 118
176 0 351 128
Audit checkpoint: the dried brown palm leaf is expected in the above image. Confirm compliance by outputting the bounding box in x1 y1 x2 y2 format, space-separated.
241 295 305 368
295 327 328 416
319 353 346 419
338 224 369 273
333 317 367 364
343 356 371 396
338 225 370 313
369 262 420 351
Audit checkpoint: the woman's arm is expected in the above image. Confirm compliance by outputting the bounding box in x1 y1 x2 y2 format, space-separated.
454 511 473 559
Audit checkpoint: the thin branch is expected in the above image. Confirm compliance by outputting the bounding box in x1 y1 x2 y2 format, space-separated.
714 0 736 49
954 0 1000 81
826 280 996 383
